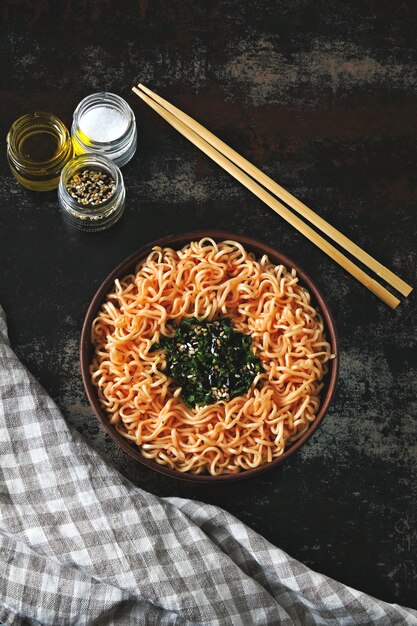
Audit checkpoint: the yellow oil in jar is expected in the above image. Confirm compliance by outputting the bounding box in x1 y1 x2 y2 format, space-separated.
7 112 73 191
20 131 61 162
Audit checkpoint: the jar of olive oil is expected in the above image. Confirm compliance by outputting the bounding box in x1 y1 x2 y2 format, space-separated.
7 112 73 191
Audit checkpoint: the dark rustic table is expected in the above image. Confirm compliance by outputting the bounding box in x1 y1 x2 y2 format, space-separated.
1 0 416 611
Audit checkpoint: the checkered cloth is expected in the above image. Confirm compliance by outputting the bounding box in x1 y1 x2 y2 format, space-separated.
0 307 416 626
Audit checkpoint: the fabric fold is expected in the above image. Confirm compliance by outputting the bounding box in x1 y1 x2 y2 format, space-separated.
0 307 415 625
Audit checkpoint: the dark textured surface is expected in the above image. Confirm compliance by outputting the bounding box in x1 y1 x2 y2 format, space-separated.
1 0 416 610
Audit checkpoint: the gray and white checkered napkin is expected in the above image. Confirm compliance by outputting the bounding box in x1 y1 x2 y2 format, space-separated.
0 307 415 626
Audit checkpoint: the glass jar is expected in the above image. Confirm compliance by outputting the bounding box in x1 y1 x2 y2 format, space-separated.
58 153 125 232
71 92 137 167
7 112 74 191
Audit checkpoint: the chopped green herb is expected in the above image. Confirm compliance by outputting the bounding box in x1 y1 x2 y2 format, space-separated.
152 317 262 407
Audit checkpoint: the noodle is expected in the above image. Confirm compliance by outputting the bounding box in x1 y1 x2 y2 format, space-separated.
90 239 333 475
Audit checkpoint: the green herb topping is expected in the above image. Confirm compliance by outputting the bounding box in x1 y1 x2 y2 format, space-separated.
153 317 262 408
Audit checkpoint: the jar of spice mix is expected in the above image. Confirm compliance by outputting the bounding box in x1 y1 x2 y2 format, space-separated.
71 92 137 167
58 153 125 231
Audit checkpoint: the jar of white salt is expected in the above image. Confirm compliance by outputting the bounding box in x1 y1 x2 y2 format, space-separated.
71 92 137 167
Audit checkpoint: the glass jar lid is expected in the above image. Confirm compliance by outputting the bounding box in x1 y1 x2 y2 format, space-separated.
71 92 137 167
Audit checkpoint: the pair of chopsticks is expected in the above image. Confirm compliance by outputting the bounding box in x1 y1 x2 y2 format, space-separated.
132 83 412 309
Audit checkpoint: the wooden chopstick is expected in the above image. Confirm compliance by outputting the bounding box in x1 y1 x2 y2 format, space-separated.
132 85 401 309
136 84 412 301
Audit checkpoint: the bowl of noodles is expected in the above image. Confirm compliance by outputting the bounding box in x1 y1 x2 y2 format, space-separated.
81 231 339 481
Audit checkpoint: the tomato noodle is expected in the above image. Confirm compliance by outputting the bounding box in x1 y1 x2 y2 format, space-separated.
90 239 333 475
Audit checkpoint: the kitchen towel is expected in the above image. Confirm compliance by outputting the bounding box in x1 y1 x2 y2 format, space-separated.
0 306 415 625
